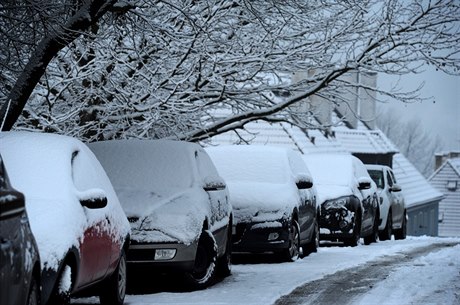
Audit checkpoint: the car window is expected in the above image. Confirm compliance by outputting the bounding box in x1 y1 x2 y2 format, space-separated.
386 171 394 187
195 149 220 181
389 170 398 184
0 157 5 189
368 170 384 189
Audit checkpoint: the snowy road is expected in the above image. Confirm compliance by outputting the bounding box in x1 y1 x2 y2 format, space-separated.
274 242 459 305
73 236 460 305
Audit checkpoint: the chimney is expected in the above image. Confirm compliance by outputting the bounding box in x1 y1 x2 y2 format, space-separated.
359 72 377 129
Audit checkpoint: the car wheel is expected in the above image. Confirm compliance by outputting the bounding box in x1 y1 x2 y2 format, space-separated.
100 249 127 305
364 213 379 245
216 223 232 277
379 211 392 241
48 263 72 305
302 218 319 256
184 230 217 290
344 210 361 247
26 276 39 305
394 213 407 240
282 220 300 262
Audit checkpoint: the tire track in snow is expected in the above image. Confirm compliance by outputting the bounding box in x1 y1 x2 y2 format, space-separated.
273 242 459 305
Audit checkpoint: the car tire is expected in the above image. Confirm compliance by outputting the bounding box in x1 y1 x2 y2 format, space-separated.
184 230 217 290
48 263 72 305
364 213 379 245
379 211 392 241
100 249 127 305
26 276 39 305
394 213 407 240
302 218 319 256
344 210 361 247
216 223 232 277
282 219 300 262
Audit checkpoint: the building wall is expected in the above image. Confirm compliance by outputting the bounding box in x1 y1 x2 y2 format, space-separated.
407 201 439 236
429 162 460 237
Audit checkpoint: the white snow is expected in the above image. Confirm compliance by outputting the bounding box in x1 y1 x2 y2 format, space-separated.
0 131 130 271
302 153 376 205
206 145 310 223
88 139 231 245
73 236 460 305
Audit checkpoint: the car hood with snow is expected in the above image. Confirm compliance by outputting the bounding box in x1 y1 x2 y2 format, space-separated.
206 145 312 224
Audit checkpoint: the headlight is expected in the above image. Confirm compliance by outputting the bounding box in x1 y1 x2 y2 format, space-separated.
154 249 177 260
323 198 349 210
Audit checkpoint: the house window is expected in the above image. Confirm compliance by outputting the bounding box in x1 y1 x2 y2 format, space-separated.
446 180 457 191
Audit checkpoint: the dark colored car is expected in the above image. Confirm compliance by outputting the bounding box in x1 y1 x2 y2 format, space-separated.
303 154 380 246
206 145 319 261
0 153 41 305
0 131 131 305
89 139 233 289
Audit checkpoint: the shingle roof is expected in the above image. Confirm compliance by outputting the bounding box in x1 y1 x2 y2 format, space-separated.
392 153 444 208
205 120 347 154
332 127 399 154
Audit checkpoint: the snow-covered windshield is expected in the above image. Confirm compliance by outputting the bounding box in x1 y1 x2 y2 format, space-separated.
368 169 384 188
89 140 195 198
303 154 352 187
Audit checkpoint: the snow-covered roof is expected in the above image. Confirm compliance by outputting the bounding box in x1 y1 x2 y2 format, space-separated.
205 120 346 154
331 127 399 154
393 153 444 208
431 158 460 179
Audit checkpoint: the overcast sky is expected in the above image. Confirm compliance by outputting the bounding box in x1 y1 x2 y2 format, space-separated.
377 68 460 152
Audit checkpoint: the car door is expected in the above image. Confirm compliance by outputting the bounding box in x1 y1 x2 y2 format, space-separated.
0 156 29 305
288 152 315 241
71 150 113 285
195 149 230 252
388 170 405 225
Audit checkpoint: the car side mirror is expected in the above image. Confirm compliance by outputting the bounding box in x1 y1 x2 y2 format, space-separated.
0 190 25 219
78 189 108 209
296 175 313 189
358 177 372 190
390 184 402 192
296 179 313 190
203 176 226 192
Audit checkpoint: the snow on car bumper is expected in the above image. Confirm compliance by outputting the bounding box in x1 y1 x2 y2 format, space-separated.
232 220 290 253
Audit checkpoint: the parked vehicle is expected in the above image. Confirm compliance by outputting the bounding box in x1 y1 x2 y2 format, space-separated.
206 145 319 261
0 131 131 305
0 153 41 305
303 154 379 246
366 164 407 240
89 139 233 289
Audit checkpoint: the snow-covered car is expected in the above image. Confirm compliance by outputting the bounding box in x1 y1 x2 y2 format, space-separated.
366 164 407 240
206 145 319 261
89 139 233 289
303 154 380 246
0 153 41 305
0 131 131 305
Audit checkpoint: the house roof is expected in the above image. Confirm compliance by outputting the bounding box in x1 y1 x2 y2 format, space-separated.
331 127 399 154
429 157 460 180
392 153 444 208
205 120 347 154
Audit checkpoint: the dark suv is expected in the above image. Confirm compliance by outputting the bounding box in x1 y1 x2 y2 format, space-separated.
0 154 41 305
